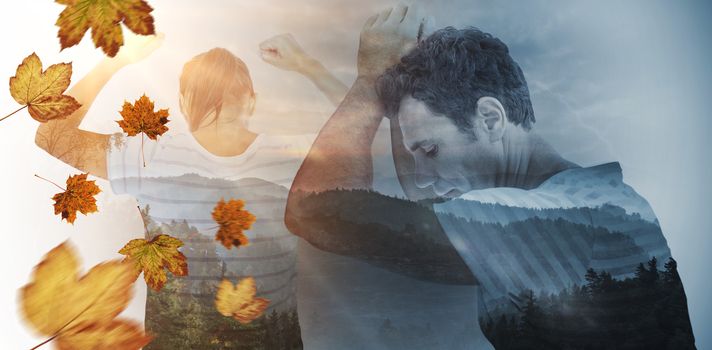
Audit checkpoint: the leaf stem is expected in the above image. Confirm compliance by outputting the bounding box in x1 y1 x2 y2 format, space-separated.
141 133 146 167
138 205 150 236
0 105 27 123
34 174 66 191
29 334 57 350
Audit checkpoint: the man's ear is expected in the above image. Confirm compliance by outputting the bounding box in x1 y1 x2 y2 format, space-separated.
474 96 506 142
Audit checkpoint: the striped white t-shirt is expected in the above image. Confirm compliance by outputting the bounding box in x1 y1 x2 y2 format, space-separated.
107 130 314 315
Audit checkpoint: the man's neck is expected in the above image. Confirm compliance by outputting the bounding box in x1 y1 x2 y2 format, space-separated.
497 129 579 189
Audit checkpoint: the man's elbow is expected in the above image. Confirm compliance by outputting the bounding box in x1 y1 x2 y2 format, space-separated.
284 189 303 235
284 209 302 239
285 189 321 245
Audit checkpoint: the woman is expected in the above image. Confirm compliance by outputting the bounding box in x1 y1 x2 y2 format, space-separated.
35 32 347 349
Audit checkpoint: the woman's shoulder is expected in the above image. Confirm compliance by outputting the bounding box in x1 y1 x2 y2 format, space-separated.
257 133 316 145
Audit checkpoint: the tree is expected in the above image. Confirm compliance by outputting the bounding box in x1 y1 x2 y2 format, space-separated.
479 258 695 350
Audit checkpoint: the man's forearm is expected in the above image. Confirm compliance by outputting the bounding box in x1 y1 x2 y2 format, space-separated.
288 189 476 285
290 76 384 193
289 3 422 194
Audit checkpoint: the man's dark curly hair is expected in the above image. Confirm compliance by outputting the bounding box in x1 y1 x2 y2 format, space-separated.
376 27 535 132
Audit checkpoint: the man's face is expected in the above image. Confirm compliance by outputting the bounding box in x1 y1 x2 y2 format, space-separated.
397 96 503 198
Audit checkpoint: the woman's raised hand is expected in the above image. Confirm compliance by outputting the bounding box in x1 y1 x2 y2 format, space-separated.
114 32 165 66
259 33 315 74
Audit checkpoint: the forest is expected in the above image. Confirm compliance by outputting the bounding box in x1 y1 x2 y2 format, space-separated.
141 212 303 349
145 277 302 350
480 257 696 349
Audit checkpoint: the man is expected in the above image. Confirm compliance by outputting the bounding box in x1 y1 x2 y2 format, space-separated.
286 5 696 349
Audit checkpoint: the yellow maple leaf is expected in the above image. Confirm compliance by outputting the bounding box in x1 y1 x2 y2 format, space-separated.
118 234 189 291
20 242 151 350
212 198 256 249
215 277 270 324
55 321 152 349
55 0 156 57
49 173 101 224
3 53 81 123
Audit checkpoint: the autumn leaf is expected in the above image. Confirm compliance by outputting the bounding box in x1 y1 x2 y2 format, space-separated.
55 0 156 57
39 173 101 224
55 321 152 350
118 234 188 291
117 94 169 140
116 94 169 166
212 198 256 249
215 277 270 324
3 53 81 123
20 242 152 350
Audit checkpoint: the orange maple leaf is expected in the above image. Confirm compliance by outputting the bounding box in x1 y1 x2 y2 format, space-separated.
212 199 256 249
55 0 156 57
49 173 101 224
117 94 169 140
215 277 270 324
20 241 152 350
3 53 81 123
116 94 169 166
118 234 188 291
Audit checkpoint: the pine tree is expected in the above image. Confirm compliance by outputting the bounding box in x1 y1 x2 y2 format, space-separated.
517 290 547 348
648 256 660 283
635 262 648 280
585 268 600 295
663 257 681 285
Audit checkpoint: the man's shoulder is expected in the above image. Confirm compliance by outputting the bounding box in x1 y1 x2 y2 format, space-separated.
437 161 658 223
546 161 657 223
541 162 623 188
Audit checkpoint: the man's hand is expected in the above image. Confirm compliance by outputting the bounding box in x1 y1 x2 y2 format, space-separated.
357 3 425 80
114 32 164 66
259 34 315 74
287 6 428 196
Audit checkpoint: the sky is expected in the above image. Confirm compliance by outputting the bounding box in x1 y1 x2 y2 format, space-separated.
0 0 711 348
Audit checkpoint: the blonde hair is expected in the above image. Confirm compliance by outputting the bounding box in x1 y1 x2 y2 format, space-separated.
179 48 255 131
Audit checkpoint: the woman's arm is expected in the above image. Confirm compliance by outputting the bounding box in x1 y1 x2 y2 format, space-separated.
299 58 348 107
35 58 122 179
259 33 348 107
35 33 163 179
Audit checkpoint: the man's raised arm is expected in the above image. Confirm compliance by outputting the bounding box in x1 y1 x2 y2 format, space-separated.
284 6 475 284
287 4 421 195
